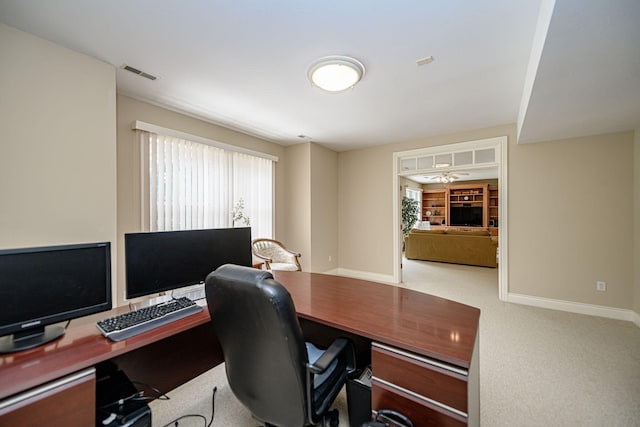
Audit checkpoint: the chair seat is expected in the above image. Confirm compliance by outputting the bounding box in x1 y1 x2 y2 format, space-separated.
268 263 299 271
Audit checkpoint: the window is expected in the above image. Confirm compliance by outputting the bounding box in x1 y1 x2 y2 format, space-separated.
405 187 422 220
138 127 274 240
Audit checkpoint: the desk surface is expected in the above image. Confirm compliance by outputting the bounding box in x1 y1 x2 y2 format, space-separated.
0 271 479 401
273 271 479 368
0 301 210 400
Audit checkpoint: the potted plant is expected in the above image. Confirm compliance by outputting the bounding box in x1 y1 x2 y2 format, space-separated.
402 196 419 238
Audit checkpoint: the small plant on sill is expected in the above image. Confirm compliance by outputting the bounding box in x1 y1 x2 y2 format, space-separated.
232 198 251 227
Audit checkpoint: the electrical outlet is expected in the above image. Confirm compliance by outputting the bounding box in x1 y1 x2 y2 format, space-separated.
328 255 332 262
596 281 606 292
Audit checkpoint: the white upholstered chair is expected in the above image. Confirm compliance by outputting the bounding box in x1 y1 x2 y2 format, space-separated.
251 238 302 271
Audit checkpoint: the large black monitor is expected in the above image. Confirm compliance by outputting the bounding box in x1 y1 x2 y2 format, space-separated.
0 242 112 353
124 227 252 299
449 206 483 227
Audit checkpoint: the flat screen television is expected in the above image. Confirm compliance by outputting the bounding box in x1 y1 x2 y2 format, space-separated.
449 206 483 227
0 242 112 353
125 227 252 299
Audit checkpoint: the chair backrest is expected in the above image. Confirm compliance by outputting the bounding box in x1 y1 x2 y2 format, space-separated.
205 264 309 426
252 238 298 264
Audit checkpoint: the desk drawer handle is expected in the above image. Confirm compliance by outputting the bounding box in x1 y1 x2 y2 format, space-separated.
373 342 468 376
0 367 95 411
373 376 468 419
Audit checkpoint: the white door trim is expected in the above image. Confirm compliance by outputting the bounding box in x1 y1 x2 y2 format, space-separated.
392 136 509 301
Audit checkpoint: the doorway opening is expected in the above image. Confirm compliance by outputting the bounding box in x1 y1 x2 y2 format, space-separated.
392 136 508 300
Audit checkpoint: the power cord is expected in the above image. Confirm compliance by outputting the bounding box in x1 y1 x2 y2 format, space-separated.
132 381 171 402
98 381 170 410
160 386 217 427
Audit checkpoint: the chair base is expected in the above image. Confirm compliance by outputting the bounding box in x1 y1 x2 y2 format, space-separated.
321 409 339 427
262 409 339 427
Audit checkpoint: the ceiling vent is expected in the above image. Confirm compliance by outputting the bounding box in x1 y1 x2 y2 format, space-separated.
122 65 158 81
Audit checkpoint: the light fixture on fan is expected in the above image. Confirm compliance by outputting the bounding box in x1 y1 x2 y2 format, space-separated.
437 174 455 183
308 56 365 92
423 171 469 184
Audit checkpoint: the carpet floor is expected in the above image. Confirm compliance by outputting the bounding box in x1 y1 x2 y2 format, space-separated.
150 259 640 426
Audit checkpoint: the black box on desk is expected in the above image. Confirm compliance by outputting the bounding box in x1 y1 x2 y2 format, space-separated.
96 368 151 427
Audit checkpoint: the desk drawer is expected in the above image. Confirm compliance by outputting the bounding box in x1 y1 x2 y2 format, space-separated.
372 378 466 427
0 368 95 426
372 343 468 413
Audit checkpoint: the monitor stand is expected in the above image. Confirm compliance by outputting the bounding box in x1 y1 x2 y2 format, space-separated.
0 325 65 354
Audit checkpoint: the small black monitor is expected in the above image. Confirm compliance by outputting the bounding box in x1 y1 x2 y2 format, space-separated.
124 227 252 299
0 242 112 353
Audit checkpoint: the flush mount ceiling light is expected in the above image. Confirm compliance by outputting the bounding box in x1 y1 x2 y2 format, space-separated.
308 56 365 92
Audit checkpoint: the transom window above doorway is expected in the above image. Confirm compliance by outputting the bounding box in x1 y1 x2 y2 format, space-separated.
399 147 496 173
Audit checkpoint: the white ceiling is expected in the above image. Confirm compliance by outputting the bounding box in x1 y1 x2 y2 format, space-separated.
518 0 640 144
1 1 638 152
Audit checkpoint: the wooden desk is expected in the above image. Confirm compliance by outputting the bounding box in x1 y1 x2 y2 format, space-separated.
0 272 479 426
274 272 480 426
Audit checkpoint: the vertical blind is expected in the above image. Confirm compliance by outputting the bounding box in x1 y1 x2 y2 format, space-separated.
141 131 273 239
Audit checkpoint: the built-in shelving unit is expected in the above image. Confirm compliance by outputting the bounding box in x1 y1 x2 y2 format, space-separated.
422 189 447 225
421 183 499 235
448 185 487 207
488 186 499 230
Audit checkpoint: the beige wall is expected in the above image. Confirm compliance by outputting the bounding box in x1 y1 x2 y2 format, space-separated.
337 124 636 311
509 131 634 308
0 24 117 290
310 144 338 272
339 145 394 274
3 22 636 317
401 177 422 192
338 124 515 276
282 142 338 273
283 143 312 271
116 95 285 305
634 130 640 315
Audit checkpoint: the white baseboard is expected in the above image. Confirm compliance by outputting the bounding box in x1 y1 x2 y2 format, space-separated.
508 293 640 327
319 270 640 328
329 268 396 284
632 311 640 328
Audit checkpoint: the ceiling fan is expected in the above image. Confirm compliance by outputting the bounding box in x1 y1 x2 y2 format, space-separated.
422 171 469 183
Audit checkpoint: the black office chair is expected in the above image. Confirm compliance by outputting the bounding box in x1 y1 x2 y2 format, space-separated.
205 264 355 427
